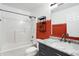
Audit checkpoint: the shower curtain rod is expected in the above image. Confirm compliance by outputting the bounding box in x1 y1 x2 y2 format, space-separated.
0 9 36 19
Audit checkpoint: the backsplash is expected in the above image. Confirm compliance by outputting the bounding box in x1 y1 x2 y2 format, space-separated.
52 23 67 37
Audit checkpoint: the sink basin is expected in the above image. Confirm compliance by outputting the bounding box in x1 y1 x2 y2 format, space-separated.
50 42 75 55
41 38 59 44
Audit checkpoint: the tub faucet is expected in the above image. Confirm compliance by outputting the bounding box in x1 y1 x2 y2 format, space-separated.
30 39 38 48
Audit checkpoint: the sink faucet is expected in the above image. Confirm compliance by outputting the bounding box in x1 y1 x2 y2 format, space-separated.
60 33 69 42
60 33 65 41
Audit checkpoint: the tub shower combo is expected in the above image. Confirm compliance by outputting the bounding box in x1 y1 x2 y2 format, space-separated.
0 8 38 56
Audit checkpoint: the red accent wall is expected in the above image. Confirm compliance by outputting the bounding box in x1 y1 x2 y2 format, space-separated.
52 23 79 40
52 24 67 37
36 20 51 39
36 20 79 40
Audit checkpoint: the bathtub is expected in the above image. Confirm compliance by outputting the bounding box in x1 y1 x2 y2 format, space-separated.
0 42 33 56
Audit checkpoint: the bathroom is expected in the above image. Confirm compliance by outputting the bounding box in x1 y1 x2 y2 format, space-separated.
0 2 79 56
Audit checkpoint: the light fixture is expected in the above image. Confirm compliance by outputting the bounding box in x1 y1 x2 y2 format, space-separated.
50 3 64 11
50 3 58 11
50 3 57 6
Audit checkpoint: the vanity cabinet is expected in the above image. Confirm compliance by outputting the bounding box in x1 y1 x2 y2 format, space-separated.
39 43 71 56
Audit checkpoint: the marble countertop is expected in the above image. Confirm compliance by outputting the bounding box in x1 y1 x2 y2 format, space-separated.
37 37 79 56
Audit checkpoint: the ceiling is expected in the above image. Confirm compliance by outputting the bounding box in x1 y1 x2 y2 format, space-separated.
2 3 48 12
51 3 79 13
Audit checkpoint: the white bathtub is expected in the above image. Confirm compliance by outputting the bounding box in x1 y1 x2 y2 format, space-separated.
0 42 33 56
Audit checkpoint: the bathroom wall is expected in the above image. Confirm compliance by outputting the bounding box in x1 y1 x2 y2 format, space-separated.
36 20 51 39
34 3 51 39
36 3 79 40
31 3 50 19
51 4 79 40
0 4 34 51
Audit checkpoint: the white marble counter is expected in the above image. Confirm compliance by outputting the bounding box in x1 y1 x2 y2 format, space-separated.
37 37 79 56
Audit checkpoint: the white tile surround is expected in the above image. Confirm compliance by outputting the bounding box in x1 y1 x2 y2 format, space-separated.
0 4 36 56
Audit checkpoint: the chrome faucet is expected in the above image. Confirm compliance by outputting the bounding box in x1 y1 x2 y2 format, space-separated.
60 33 65 41
60 33 69 42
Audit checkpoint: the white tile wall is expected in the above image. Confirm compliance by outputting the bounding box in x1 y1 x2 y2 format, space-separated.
0 4 36 55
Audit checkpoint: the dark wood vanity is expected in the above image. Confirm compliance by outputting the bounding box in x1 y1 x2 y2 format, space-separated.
39 43 71 56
